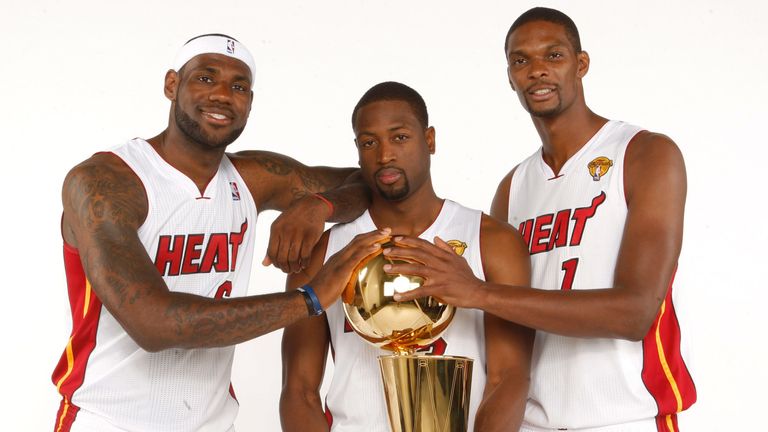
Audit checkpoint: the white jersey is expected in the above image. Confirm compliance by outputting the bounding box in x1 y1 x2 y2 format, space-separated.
507 121 696 431
53 138 258 432
323 200 487 432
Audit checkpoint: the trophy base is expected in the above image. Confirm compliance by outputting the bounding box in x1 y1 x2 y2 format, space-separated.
378 354 473 432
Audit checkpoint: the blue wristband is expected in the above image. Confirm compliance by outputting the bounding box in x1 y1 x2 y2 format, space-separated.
297 285 324 316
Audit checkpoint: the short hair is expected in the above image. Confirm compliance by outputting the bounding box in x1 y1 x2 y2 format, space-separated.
351 81 429 130
504 7 582 54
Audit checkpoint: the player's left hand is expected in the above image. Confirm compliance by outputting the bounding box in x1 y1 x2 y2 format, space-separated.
384 235 485 308
264 194 332 273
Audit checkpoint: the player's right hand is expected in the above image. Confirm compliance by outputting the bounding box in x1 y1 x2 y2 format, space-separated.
309 228 391 310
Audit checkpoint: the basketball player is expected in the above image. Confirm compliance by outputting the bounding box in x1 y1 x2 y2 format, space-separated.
51 34 385 432
389 8 697 431
280 82 534 432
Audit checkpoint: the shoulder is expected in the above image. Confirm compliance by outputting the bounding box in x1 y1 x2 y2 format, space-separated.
490 165 519 221
62 152 147 246
479 214 530 284
63 152 144 197
624 130 686 200
626 130 684 164
479 214 528 258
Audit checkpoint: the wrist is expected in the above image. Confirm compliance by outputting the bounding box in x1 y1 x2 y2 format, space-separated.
297 285 324 316
311 193 334 220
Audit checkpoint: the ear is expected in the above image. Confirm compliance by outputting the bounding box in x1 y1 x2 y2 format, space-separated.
425 126 436 154
576 50 590 78
164 69 179 101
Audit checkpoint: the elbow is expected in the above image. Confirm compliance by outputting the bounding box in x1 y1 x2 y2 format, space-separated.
130 330 173 353
120 318 176 352
616 307 659 342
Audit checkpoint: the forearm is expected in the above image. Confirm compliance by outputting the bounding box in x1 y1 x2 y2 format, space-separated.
316 172 371 223
134 290 309 351
477 283 656 340
280 390 329 432
474 376 528 431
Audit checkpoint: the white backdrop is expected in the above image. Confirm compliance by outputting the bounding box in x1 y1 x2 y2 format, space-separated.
2 1 765 431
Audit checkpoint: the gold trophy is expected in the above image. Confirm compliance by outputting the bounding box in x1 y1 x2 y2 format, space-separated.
343 242 473 432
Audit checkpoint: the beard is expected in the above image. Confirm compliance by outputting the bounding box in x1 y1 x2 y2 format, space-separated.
374 169 410 201
174 104 245 149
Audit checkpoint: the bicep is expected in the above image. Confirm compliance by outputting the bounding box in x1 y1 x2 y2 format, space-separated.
479 216 534 377
62 160 163 326
490 169 515 221
615 135 686 306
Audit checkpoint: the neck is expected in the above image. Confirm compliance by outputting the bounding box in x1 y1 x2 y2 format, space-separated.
147 126 226 195
531 101 608 175
368 181 443 237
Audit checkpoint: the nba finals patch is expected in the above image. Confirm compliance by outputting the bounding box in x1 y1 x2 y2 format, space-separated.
447 240 468 256
587 156 613 181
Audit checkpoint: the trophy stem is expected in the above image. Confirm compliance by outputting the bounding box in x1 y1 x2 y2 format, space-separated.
378 354 473 432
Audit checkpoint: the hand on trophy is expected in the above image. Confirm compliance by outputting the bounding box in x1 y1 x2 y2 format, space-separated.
308 228 392 310
383 235 485 309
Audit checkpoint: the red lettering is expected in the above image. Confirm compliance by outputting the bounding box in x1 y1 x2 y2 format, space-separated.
229 220 248 271
548 209 571 251
530 213 553 254
155 235 185 276
215 281 232 299
570 192 606 246
200 233 229 273
518 219 533 248
181 234 205 274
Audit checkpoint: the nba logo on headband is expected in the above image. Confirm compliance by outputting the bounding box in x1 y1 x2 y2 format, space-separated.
226 39 235 54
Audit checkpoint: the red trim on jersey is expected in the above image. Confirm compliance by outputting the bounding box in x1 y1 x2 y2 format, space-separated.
229 383 238 402
655 413 679 431
641 269 697 419
324 398 334 427
51 243 103 432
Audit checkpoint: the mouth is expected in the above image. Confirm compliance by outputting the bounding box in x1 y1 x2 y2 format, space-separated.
201 109 234 125
376 167 403 185
526 84 557 102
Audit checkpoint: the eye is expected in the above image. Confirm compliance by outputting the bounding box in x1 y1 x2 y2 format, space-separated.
232 83 248 92
358 139 376 149
393 134 408 142
197 75 214 83
511 57 527 66
548 52 564 60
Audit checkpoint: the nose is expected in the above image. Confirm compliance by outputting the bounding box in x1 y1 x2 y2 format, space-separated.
208 82 233 103
377 140 396 164
527 57 549 80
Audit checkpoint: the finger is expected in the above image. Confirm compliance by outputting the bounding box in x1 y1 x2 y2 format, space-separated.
273 234 293 273
262 255 272 266
382 245 436 265
383 262 428 278
265 229 281 269
433 236 455 253
391 235 437 249
393 286 429 302
286 238 302 274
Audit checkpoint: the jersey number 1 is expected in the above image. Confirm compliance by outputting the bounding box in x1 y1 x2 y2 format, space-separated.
560 258 579 290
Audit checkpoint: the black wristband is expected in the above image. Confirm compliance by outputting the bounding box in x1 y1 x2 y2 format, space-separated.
297 285 324 316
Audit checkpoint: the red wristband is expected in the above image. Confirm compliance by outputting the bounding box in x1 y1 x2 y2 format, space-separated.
313 193 334 216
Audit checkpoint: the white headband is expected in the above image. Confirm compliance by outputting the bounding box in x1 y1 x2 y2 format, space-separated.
172 35 256 82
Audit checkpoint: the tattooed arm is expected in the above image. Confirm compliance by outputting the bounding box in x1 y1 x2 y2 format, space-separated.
230 151 371 273
61 153 382 351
